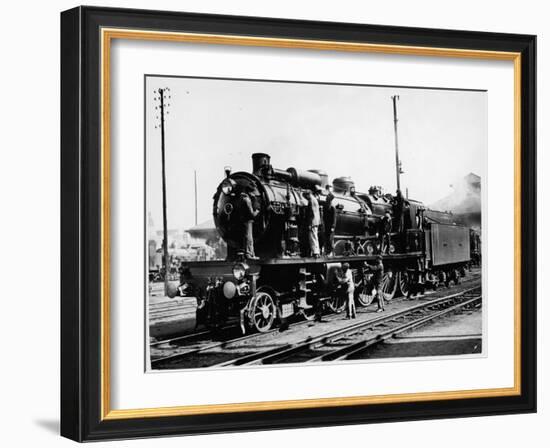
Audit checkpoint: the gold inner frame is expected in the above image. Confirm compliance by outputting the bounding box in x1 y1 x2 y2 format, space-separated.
100 27 522 420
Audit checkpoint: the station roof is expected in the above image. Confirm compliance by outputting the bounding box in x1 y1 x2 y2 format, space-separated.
186 219 218 239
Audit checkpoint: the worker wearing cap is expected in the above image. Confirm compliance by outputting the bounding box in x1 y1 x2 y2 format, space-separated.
323 192 337 256
379 211 393 254
341 262 356 319
367 255 386 312
239 185 259 259
304 189 321 257
394 189 405 232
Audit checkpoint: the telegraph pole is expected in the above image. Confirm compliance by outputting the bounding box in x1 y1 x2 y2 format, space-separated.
391 95 403 192
155 87 171 296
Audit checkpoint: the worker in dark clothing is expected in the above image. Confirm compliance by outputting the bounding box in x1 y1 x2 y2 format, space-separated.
394 189 405 232
366 255 385 312
323 192 337 256
403 202 412 231
393 189 406 251
379 211 392 254
239 186 259 259
176 265 195 297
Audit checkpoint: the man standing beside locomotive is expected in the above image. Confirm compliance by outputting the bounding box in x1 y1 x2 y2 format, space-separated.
366 255 386 312
341 262 356 319
323 192 337 256
239 185 259 259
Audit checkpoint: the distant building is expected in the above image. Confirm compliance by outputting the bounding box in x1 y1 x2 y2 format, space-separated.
186 219 226 260
429 173 481 229
186 219 219 240
148 217 226 262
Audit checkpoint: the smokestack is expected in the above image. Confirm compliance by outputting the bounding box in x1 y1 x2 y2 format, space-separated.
252 153 271 175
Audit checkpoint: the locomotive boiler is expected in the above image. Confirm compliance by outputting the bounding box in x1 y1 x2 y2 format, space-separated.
214 153 392 260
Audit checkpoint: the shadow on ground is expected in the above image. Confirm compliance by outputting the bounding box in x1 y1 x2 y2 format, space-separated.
34 419 59 435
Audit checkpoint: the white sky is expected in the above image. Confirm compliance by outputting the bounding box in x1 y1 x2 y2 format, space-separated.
145 76 486 231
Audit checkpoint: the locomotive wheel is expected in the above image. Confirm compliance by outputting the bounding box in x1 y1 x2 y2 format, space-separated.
355 271 397 305
300 305 317 321
250 292 276 332
359 240 376 255
381 271 398 302
355 271 375 307
326 294 347 313
355 283 375 307
380 241 396 255
333 240 347 256
398 271 410 297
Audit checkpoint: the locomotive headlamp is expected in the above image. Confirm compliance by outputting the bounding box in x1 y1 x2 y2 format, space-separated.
221 179 236 195
223 281 237 299
232 262 249 281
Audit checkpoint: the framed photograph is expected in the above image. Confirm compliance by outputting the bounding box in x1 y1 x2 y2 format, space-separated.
61 6 536 441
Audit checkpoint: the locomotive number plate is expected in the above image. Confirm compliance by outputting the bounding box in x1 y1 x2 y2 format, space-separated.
281 303 294 318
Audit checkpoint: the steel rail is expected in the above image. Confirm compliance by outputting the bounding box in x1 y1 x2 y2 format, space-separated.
150 299 339 367
313 295 481 362
150 329 214 348
149 322 244 348
150 329 270 367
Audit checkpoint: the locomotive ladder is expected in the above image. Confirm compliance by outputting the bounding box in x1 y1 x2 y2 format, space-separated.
298 268 313 307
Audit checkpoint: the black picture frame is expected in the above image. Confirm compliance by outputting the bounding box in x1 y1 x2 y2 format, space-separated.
61 6 536 442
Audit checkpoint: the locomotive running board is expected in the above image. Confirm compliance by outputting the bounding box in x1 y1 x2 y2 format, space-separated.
182 252 424 268
251 252 424 266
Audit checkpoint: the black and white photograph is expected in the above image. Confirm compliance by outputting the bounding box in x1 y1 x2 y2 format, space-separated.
146 75 485 371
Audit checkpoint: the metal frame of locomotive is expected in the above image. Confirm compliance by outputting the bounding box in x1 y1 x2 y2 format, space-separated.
181 153 473 334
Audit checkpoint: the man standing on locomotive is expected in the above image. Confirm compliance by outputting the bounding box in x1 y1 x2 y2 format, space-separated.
394 189 405 232
304 189 321 257
323 192 337 256
239 185 259 259
379 211 393 254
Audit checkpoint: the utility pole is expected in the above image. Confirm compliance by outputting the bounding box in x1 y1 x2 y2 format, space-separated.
154 87 171 296
391 95 403 192
194 170 198 226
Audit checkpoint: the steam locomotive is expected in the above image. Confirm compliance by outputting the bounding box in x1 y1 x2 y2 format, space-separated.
178 153 476 333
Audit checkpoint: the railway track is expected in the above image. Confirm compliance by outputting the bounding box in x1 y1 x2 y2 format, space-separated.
150 281 481 369
150 302 358 368
150 327 227 349
249 288 481 365
150 309 331 367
